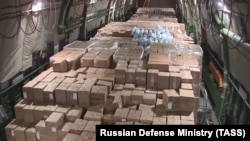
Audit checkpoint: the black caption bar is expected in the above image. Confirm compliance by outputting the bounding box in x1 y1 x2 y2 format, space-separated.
96 125 249 140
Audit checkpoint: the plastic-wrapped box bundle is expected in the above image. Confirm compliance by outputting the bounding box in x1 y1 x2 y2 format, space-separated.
168 44 203 97
113 46 144 63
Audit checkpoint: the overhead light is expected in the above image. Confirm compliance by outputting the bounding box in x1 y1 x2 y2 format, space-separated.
32 0 43 12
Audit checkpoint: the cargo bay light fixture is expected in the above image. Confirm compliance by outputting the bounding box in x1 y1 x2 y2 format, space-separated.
32 0 43 12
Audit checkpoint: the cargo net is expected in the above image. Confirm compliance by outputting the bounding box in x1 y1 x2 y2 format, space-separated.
131 25 173 47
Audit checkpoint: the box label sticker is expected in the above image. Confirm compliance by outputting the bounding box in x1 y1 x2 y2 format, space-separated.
11 130 14 136
36 132 40 140
23 92 27 98
52 127 56 132
168 102 172 109
73 93 77 100
49 93 53 100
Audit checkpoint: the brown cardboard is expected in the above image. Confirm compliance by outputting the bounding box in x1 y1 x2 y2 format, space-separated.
78 78 97 108
74 119 88 126
127 109 142 122
152 117 166 125
84 121 101 132
87 104 104 113
66 83 81 106
23 105 35 123
105 69 115 74
113 84 124 90
120 90 132 107
45 112 64 129
125 69 136 83
179 89 198 112
131 90 144 105
43 82 60 104
154 104 167 117
169 66 180 72
95 68 107 74
35 120 47 140
169 72 181 90
181 83 193 90
25 126 36 141
157 91 164 99
101 114 116 125
124 83 136 90
115 66 126 84
134 86 146 91
135 69 147 86
43 105 58 119
84 110 103 121
181 112 195 121
76 67 88 74
57 122 73 141
14 122 31 141
86 67 97 74
181 73 193 83
5 119 22 141
94 55 111 68
113 108 130 122
140 110 154 124
55 83 71 105
138 104 154 111
190 67 201 84
181 119 195 125
62 78 76 83
96 80 113 94
41 73 57 82
69 123 85 135
55 106 71 115
167 117 181 125
63 70 78 78
33 82 48 104
143 93 156 105
115 122 134 125
52 59 68 72
80 54 96 67
163 89 180 111
104 103 119 115
14 99 27 121
90 85 108 106
158 72 170 90
147 69 159 89
66 108 82 122
22 80 39 102
80 131 95 140
52 77 65 83
34 106 45 122
62 133 79 141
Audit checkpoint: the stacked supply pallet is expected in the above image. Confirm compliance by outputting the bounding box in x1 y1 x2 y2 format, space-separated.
5 7 202 141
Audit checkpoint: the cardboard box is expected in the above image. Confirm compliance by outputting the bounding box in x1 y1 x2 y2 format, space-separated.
76 67 88 74
181 83 193 90
80 54 96 67
115 67 126 84
124 83 136 90
62 78 76 83
158 72 170 90
57 122 73 141
55 83 71 105
63 70 78 78
35 120 46 137
190 67 201 84
143 93 156 105
127 109 142 122
96 80 113 94
43 82 60 104
167 117 181 125
86 67 97 74
5 119 22 141
138 104 154 111
154 104 167 117
113 84 124 90
62 133 79 141
14 122 31 141
169 66 180 72
125 69 136 83
14 99 28 121
52 59 68 72
104 102 119 115
101 114 116 125
69 123 85 135
23 105 35 123
113 108 129 122
80 131 95 140
147 69 159 89
41 73 57 82
135 69 147 86
157 91 164 99
163 89 180 111
90 85 108 106
140 110 154 124
152 117 166 125
43 105 58 119
181 73 193 83
52 77 65 83
131 90 144 105
95 68 107 74
84 121 101 132
22 80 39 102
66 108 82 122
45 112 64 130
134 86 146 91
33 82 48 104
94 55 111 68
25 126 36 141
34 106 45 122
115 122 134 125
120 90 132 107
84 110 103 121
169 72 181 90
179 89 198 112
55 106 71 115
78 78 97 108
66 83 82 106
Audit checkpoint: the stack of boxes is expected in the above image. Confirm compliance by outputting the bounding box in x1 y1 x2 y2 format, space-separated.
5 7 203 141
